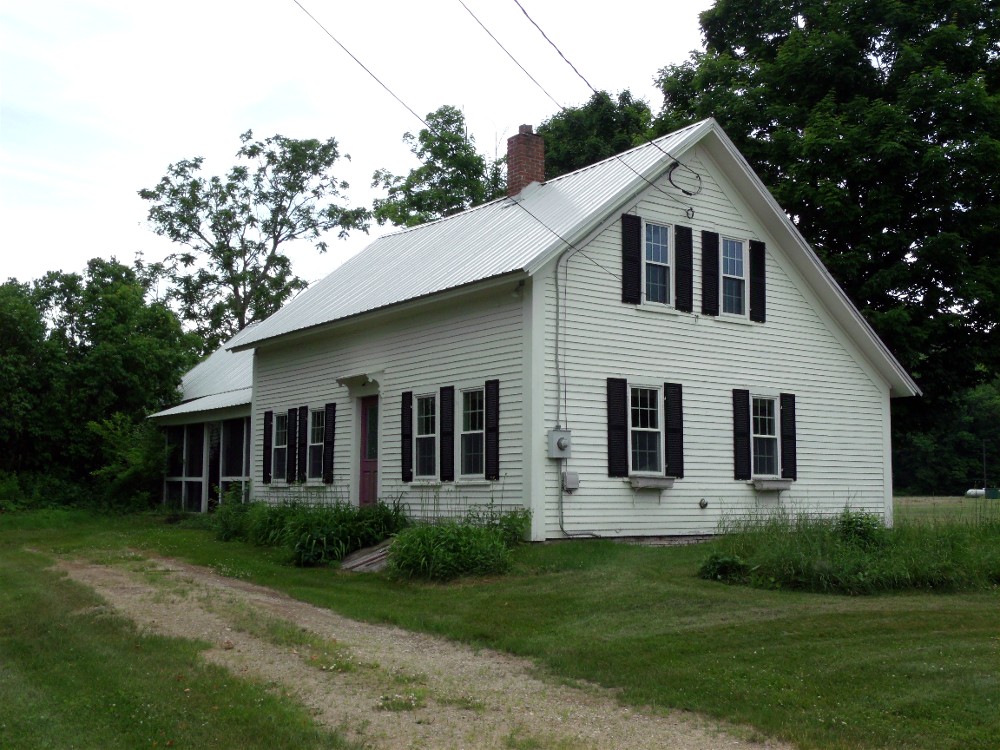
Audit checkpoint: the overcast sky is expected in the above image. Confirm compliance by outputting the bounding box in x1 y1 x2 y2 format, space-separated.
1 0 712 287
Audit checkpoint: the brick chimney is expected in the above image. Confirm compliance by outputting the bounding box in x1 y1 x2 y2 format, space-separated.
507 124 545 197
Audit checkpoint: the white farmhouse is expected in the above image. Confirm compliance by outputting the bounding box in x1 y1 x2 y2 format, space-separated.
153 119 919 540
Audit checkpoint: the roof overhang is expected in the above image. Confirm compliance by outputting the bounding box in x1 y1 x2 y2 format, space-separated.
148 387 253 424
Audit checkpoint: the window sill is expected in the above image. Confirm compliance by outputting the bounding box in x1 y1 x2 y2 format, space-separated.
752 478 793 492
634 303 681 317
712 314 755 326
629 476 675 491
456 478 491 486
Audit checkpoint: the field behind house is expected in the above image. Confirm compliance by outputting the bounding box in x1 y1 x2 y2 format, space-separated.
1 497 998 750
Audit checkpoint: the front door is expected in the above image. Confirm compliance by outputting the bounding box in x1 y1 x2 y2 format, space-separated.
359 396 379 506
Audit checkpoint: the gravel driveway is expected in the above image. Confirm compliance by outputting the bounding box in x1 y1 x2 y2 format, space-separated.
59 556 790 750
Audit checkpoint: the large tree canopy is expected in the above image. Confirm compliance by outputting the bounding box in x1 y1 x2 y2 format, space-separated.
140 131 370 353
537 90 653 179
372 105 505 227
1 259 197 503
656 0 1000 490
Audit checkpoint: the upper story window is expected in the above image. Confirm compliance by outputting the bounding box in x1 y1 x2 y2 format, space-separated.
644 222 671 305
629 386 663 474
415 394 437 478
461 388 485 476
273 413 288 480
307 409 325 479
722 238 746 315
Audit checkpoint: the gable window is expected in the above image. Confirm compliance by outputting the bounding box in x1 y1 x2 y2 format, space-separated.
307 409 325 479
461 388 485 476
644 222 671 305
630 386 663 474
752 396 779 476
415 394 437 478
722 238 746 315
273 413 288 481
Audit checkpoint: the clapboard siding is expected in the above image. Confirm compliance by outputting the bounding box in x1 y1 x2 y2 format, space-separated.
540 147 890 537
251 287 524 515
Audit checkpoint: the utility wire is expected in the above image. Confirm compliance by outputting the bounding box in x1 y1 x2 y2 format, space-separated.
289 0 430 130
511 0 597 94
457 0 564 112
511 0 704 194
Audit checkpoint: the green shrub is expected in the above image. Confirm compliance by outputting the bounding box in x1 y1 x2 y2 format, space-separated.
388 522 512 581
465 503 531 548
699 552 749 582
212 499 410 567
835 509 887 549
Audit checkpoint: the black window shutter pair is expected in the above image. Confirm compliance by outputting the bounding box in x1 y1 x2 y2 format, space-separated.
702 232 767 322
607 378 684 478
401 381 500 482
732 390 796 480
261 405 336 486
621 215 693 311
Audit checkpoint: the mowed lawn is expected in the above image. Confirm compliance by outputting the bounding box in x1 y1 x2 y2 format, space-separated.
2 499 998 750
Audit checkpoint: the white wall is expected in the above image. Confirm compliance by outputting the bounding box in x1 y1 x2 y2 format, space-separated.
250 282 526 519
539 146 892 537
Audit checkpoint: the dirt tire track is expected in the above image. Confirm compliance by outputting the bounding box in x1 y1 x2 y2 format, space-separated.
58 556 789 750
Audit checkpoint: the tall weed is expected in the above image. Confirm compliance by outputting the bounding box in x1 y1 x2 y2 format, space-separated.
701 506 1000 594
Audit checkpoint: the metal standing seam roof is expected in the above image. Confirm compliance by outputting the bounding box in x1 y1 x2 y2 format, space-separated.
148 324 257 420
231 120 712 350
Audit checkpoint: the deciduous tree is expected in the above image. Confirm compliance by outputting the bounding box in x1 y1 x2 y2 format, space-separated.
140 131 370 353
372 105 505 227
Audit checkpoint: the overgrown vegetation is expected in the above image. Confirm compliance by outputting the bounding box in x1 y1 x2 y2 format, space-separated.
388 505 530 581
211 499 409 567
700 507 1000 594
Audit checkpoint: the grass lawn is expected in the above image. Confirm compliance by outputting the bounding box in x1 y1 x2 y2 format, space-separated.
3 503 998 750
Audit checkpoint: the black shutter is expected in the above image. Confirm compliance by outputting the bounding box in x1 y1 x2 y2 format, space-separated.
664 383 684 478
607 378 629 477
780 393 797 480
674 226 693 313
262 410 273 484
733 389 751 480
286 408 298 483
401 391 413 482
621 214 642 304
440 386 455 482
701 230 720 316
322 403 336 484
297 405 308 481
749 240 766 322
485 379 500 481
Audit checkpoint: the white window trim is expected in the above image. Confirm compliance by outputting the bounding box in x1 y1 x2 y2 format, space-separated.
306 408 325 481
458 387 486 478
628 384 664 476
642 219 673 307
751 394 781 479
273 413 288 480
720 236 748 318
414 393 438 480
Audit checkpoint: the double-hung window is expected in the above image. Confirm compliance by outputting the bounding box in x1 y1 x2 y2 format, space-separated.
415 394 437 478
460 388 485 476
644 222 671 305
752 396 779 477
272 413 288 481
629 386 663 474
722 238 746 315
307 409 325 479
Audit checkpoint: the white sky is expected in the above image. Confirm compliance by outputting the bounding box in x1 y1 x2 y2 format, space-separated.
0 0 711 287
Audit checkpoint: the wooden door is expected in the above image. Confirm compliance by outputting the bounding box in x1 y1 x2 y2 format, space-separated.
359 396 379 506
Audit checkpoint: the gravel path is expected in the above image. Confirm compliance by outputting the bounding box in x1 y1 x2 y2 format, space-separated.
58 556 790 750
